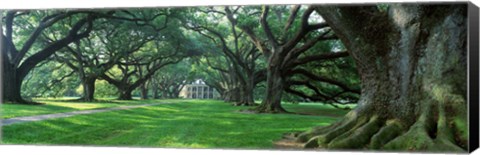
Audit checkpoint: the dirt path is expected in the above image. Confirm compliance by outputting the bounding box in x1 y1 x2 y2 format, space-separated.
273 133 307 149
1 103 164 126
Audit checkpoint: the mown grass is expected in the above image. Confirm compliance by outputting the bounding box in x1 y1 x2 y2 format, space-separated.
1 98 163 119
1 99 350 149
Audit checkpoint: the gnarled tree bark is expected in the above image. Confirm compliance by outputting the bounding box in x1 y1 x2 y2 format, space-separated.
292 4 468 152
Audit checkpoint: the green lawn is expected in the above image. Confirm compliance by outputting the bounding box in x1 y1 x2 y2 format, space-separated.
1 99 350 149
1 98 163 119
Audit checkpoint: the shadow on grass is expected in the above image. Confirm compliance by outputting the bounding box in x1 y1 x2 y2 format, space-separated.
2 100 349 149
1 98 170 119
1 103 78 119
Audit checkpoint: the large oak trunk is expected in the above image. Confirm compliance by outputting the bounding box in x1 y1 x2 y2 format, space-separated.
118 89 133 100
235 75 256 106
291 4 468 152
152 87 159 99
223 87 240 102
241 83 256 105
140 84 148 99
79 77 96 102
256 63 287 113
2 64 26 103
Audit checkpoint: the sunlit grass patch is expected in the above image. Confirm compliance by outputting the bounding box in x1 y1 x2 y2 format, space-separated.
2 99 350 148
1 98 163 119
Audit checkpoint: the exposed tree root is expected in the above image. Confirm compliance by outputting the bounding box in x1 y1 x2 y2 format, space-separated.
299 111 368 148
254 102 290 113
295 123 339 143
274 132 308 149
382 112 464 152
446 95 468 150
327 115 381 149
281 96 467 153
430 94 466 152
369 119 405 149
382 117 435 151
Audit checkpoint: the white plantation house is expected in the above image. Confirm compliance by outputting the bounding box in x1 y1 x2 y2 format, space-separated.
179 79 220 99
